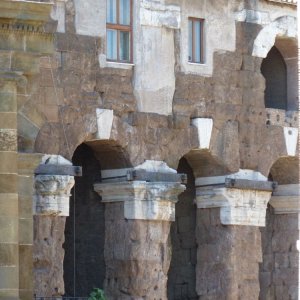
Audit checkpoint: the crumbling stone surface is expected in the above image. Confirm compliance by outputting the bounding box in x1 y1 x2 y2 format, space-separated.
196 208 262 299
260 207 299 300
33 216 66 297
104 202 172 299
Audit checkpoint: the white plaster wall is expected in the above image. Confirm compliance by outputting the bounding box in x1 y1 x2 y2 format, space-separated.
178 0 238 76
73 0 106 37
51 0 67 33
133 0 180 115
134 26 176 115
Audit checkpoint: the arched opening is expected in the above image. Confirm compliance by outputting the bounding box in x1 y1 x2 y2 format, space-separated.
168 157 197 300
261 46 287 110
64 141 131 297
259 157 299 300
64 144 104 296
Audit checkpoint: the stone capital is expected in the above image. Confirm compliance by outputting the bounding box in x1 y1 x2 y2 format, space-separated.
33 155 75 216
269 184 300 214
94 160 186 221
195 169 274 226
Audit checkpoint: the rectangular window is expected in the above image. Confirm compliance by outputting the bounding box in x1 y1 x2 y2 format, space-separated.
188 18 204 64
106 0 132 63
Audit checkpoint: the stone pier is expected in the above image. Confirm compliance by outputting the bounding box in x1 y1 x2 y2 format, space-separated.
33 155 75 297
260 184 299 299
94 160 186 300
195 170 273 299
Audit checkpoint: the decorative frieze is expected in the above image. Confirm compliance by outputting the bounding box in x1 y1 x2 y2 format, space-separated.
195 169 274 226
94 160 186 221
269 184 300 214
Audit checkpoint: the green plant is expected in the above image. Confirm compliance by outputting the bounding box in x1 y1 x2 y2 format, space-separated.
88 288 106 300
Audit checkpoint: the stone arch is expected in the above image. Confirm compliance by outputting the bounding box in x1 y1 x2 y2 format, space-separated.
64 140 132 297
260 156 299 300
253 16 298 111
252 16 297 59
268 156 299 185
167 149 231 299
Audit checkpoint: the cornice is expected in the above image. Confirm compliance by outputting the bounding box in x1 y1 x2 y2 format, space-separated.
0 0 53 24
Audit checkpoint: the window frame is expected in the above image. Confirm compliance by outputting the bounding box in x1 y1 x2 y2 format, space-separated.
188 17 205 64
106 0 133 63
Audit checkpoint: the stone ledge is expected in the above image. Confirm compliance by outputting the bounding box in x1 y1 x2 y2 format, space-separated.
0 0 53 24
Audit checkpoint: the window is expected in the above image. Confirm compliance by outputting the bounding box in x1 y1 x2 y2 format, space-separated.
106 0 132 63
188 18 204 64
261 46 287 110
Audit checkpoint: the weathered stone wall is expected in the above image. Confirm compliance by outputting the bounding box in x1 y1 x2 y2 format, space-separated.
104 202 172 299
196 208 262 299
260 208 299 300
64 144 105 296
33 216 66 297
168 158 197 300
21 0 298 298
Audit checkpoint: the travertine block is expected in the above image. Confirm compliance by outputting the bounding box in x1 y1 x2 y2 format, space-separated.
0 112 17 129
0 244 18 266
19 245 33 290
19 218 33 245
0 151 17 174
0 266 18 289
0 194 18 217
0 216 18 243
0 174 17 193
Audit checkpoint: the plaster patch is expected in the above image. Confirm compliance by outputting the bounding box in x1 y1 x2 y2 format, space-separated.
234 9 270 25
135 160 177 173
283 127 298 156
41 154 72 166
96 108 113 140
50 0 66 33
74 0 106 37
140 0 181 29
191 118 213 149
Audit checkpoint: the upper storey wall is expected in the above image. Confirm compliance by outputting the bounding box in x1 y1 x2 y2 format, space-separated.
49 0 296 115
15 0 298 176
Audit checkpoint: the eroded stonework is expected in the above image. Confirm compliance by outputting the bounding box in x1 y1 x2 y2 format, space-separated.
0 0 298 299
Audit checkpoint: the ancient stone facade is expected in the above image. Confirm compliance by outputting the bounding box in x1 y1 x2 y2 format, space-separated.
0 0 298 299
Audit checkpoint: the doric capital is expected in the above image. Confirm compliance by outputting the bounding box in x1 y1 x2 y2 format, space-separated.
33 155 76 216
269 184 300 214
94 160 186 221
195 169 274 226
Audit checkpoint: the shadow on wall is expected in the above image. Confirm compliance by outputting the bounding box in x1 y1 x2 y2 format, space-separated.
64 143 105 297
261 37 298 111
168 157 197 300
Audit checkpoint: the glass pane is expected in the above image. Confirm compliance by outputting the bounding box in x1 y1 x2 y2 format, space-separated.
119 31 130 61
119 0 130 25
194 20 201 63
107 29 117 60
188 20 193 61
107 0 117 23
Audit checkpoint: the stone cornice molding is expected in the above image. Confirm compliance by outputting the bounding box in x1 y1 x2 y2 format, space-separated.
195 169 273 226
269 184 300 214
0 0 53 24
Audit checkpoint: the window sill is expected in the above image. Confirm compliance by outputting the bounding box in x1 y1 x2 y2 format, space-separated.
187 62 207 66
105 61 134 70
